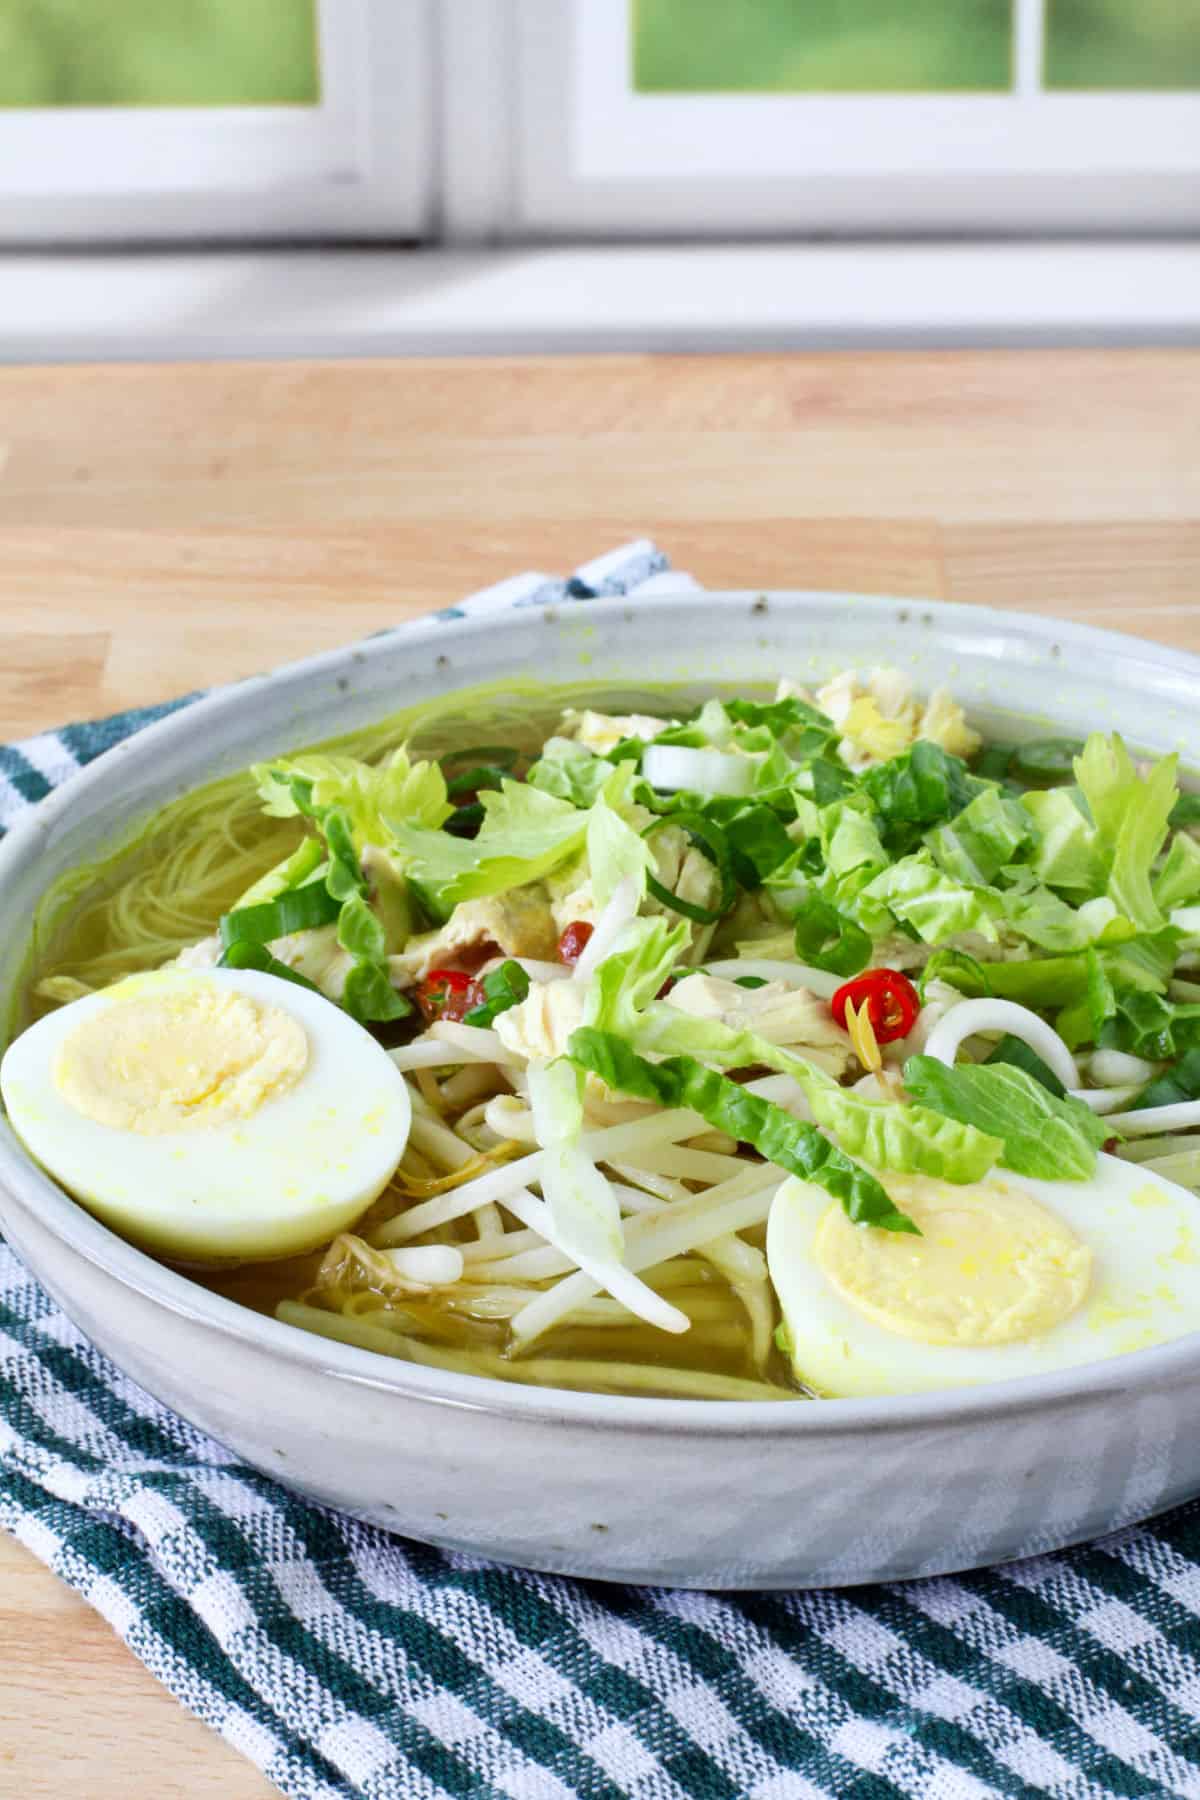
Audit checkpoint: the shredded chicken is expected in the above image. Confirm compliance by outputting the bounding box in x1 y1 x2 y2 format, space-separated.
495 977 587 1062
272 924 354 1000
389 887 560 985
663 973 853 1076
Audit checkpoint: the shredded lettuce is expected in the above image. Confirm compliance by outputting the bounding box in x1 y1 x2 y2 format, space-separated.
860 741 982 848
1102 928 1181 995
902 1055 1109 1181
586 769 656 909
720 804 796 887
385 781 588 921
583 918 998 1185
1098 988 1200 1063
724 694 838 763
861 854 1000 945
1020 788 1105 896
926 786 1033 887
1055 947 1117 1049
568 1028 920 1233
819 800 888 889
255 747 451 850
247 748 447 1018
526 736 611 809
797 1077 1001 1185
1074 733 1178 933
998 886 1131 954
1155 832 1200 912
385 765 657 922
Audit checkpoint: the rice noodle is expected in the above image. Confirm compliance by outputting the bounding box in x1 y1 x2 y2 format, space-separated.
277 1303 794 1400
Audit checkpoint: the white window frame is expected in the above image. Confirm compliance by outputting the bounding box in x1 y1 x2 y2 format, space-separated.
0 0 433 244
441 0 1200 238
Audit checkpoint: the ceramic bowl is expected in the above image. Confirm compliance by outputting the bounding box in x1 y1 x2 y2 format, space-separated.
2 591 1200 1590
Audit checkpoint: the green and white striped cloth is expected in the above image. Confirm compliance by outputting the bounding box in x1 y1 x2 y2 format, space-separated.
3 546 1200 1800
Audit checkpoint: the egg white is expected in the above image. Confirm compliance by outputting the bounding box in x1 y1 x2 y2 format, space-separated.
0 968 412 1263
767 1155 1200 1397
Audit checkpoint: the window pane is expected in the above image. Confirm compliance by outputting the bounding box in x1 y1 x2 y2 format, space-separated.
632 0 1013 93
0 0 320 107
1044 0 1200 90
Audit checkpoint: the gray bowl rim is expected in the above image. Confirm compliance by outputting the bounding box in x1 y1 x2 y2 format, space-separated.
3 587 1200 1439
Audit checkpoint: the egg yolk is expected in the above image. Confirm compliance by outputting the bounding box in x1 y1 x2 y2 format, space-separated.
53 979 308 1135
814 1174 1093 1347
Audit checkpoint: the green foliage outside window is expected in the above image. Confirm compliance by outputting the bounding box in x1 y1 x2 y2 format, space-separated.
0 0 319 107
633 0 1012 94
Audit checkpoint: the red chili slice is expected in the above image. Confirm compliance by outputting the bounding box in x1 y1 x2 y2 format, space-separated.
416 968 483 1024
557 921 594 966
831 968 920 1045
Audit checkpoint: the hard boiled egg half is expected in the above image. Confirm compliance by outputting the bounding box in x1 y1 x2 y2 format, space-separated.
0 968 411 1263
768 1157 1200 1397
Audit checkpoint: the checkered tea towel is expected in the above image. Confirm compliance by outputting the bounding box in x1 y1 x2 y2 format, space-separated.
2 543 1200 1800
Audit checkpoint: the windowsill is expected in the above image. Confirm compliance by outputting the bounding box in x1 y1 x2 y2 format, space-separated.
1 240 1197 361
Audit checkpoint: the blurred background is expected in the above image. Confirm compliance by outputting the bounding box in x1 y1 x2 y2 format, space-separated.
0 0 320 106
0 0 1196 354
2 0 1198 106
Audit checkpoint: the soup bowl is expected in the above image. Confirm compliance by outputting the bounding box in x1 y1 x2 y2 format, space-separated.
2 590 1200 1590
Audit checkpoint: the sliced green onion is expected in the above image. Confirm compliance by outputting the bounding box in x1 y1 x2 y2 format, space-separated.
1010 738 1084 787
973 743 1016 782
642 811 736 924
219 878 341 948
568 1028 918 1234
444 765 512 800
984 1033 1067 1098
1170 794 1200 828
722 804 795 888
445 801 486 838
791 896 871 978
440 744 519 773
217 940 322 993
1129 1046 1200 1112
464 960 531 1027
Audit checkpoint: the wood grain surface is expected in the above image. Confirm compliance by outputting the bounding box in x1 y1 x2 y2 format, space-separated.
1 348 1197 1798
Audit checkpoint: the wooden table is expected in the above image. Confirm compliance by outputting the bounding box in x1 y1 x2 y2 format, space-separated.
1 349 1197 1798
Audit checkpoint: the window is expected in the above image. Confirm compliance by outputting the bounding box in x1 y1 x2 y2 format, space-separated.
497 0 1200 236
5 0 1196 247
0 0 433 242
